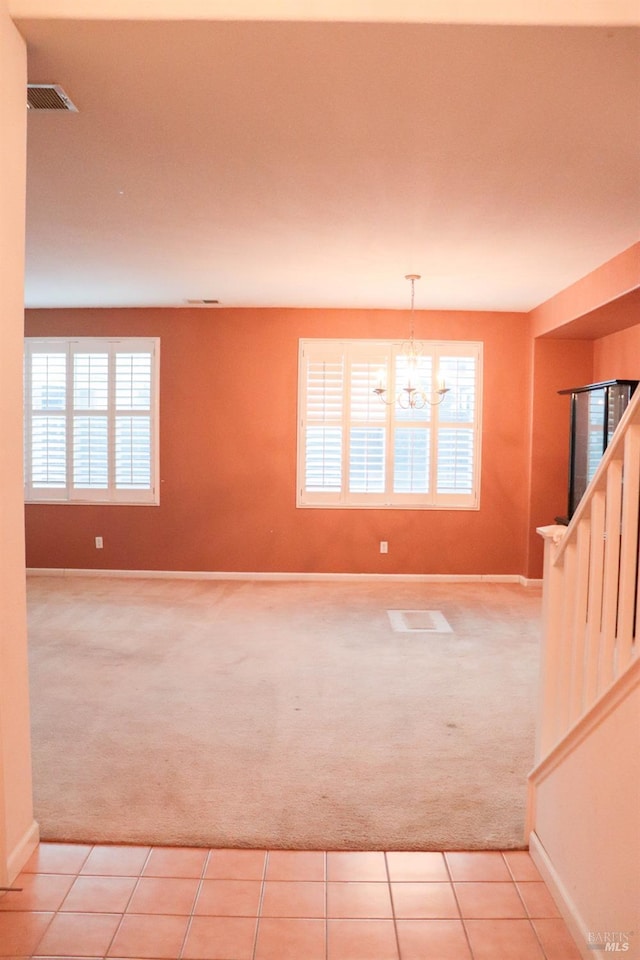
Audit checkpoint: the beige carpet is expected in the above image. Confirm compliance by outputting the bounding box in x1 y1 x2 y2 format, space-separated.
27 576 542 850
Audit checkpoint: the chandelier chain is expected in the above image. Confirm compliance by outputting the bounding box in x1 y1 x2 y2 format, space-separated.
405 273 419 342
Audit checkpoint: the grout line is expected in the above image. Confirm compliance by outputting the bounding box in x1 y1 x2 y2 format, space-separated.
324 852 328 960
507 857 534 918
444 851 475 960
77 842 95 874
177 847 211 960
100 848 152 960
502 849 555 957
384 851 403 960
100 844 153 958
26 909 56 959
250 851 269 960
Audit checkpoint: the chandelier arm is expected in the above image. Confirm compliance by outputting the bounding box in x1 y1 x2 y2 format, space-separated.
373 387 395 406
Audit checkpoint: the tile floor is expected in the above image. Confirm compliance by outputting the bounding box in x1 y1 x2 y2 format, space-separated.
0 843 583 959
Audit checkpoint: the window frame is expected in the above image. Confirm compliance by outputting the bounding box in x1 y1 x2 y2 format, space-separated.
24 336 160 505
297 338 482 510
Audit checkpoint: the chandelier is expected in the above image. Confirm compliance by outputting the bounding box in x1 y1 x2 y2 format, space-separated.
373 274 450 409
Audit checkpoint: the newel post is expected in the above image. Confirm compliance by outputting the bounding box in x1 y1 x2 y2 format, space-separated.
535 525 568 762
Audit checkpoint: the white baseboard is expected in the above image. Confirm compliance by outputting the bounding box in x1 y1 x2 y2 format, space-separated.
520 576 543 587
6 819 39 886
27 567 541 585
529 831 596 960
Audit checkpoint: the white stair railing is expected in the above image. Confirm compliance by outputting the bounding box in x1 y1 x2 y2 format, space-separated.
533 387 640 763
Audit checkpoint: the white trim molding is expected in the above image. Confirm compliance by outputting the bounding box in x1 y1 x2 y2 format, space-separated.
5 819 39 887
529 831 593 960
26 567 542 585
9 1 640 26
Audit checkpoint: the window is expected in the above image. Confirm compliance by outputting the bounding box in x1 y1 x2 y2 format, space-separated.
297 339 482 509
24 337 159 504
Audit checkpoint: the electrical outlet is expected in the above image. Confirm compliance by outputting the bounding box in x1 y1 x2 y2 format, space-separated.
95 536 103 549
380 541 388 554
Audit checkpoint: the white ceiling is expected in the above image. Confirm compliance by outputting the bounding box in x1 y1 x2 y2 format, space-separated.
15 8 640 311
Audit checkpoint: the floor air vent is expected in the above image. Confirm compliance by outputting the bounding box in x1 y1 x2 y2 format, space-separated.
27 84 78 112
387 609 453 633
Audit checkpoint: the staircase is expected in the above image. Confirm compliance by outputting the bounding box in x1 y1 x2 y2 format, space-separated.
527 386 640 957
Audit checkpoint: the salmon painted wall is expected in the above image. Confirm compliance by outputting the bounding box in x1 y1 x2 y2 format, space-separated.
526 339 593 579
594 322 640 381
25 306 531 575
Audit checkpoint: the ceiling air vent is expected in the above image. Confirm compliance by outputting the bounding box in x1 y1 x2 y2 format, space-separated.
27 84 78 112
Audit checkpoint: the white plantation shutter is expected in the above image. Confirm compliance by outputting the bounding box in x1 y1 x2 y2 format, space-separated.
31 417 67 487
116 352 151 409
349 428 386 493
73 353 108 409
298 339 481 509
305 427 342 491
73 416 109 488
28 352 67 488
115 353 153 489
31 352 66 410
435 350 480 503
24 338 159 504
437 429 474 493
115 418 152 489
392 348 432 496
72 351 109 489
349 355 387 496
394 428 430 494
303 350 344 495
